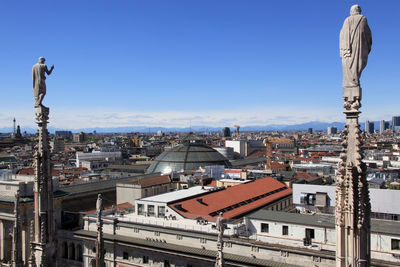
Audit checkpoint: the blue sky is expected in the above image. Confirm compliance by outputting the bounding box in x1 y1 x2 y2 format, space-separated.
1 1 399 129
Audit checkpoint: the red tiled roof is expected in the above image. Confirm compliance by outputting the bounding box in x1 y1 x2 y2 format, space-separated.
18 168 34 175
271 162 285 170
293 171 317 180
247 151 265 158
207 180 217 187
129 175 170 188
169 177 292 221
18 168 66 176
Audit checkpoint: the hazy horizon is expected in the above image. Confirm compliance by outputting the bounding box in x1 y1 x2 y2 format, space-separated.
1 1 399 129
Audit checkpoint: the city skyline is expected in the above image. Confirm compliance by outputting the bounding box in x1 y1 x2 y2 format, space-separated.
1 1 399 129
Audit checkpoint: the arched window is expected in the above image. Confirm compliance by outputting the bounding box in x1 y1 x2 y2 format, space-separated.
68 243 75 260
61 242 68 259
90 259 96 267
5 234 12 262
76 244 83 262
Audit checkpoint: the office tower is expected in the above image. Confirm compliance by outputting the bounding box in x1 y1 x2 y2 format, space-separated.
327 126 337 135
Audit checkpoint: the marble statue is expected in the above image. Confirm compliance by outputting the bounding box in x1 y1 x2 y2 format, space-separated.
32 57 54 108
336 5 372 266
96 194 105 267
340 5 372 110
96 194 103 213
215 212 225 267
30 58 56 267
216 212 224 233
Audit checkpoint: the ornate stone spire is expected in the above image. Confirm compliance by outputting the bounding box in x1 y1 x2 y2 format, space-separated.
30 58 57 267
215 213 225 267
96 194 105 267
11 191 23 267
336 5 372 267
29 220 36 267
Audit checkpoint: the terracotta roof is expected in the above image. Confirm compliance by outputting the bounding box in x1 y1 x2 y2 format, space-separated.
271 162 285 170
207 180 217 187
247 151 265 158
268 137 293 144
18 167 66 176
168 177 292 222
129 175 170 188
293 171 317 180
17 168 34 175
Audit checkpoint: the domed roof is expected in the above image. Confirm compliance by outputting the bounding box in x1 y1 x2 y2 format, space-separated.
146 142 232 174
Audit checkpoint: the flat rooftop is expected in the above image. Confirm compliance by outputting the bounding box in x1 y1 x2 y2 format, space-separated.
138 186 217 203
247 210 400 236
219 179 249 183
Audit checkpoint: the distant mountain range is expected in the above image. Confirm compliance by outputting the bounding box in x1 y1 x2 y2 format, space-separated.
1 120 381 134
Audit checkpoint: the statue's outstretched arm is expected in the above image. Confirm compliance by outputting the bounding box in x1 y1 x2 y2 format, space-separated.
45 65 54 75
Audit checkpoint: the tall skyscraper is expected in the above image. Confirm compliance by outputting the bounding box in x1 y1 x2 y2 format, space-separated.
380 120 389 134
385 121 390 131
221 127 231 137
392 116 400 132
365 120 374 134
327 126 337 135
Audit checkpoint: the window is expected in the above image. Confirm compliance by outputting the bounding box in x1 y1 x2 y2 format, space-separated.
261 223 269 233
138 204 144 215
148 205 155 216
176 234 183 240
123 252 129 260
200 238 207 244
143 256 149 263
154 231 160 236
61 242 68 258
305 228 315 239
282 225 289 236
76 244 83 262
300 193 316 205
164 260 170 267
392 239 400 250
158 206 165 218
68 243 75 260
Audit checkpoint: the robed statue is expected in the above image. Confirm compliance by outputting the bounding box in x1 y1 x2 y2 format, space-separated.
32 57 54 108
96 194 103 213
340 5 372 110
